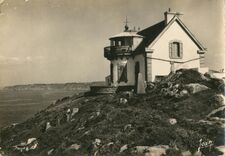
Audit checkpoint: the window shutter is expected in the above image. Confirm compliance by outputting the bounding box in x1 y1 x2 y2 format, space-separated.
172 43 176 58
169 43 172 58
180 42 183 58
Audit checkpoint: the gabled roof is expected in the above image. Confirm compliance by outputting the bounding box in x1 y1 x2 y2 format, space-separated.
136 20 165 51
135 16 206 52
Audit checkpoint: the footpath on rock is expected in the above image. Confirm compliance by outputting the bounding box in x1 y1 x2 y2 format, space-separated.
0 69 224 156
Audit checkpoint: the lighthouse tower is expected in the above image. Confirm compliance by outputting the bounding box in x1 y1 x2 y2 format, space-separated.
104 19 144 87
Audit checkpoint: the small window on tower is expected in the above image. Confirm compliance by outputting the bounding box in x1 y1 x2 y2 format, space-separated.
121 39 125 46
110 40 115 46
169 41 183 59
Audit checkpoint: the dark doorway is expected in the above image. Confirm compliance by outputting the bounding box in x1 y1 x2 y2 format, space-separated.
135 62 140 92
110 63 113 83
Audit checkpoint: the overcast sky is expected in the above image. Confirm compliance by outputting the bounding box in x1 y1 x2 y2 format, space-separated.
0 0 224 87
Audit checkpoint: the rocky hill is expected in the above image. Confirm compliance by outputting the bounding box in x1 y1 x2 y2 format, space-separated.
0 69 224 156
2 82 105 91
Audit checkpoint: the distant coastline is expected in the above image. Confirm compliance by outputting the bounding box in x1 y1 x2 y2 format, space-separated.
2 81 105 91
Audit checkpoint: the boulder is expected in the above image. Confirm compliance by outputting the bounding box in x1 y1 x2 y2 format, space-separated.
209 78 225 91
204 72 216 79
185 83 208 94
173 84 180 89
46 122 51 131
180 89 189 96
193 151 202 156
181 150 192 156
119 98 128 104
131 145 169 156
29 142 38 150
215 94 225 106
160 69 209 85
107 142 114 146
207 106 225 118
27 138 36 145
146 82 155 92
94 139 101 146
13 138 38 152
14 142 27 152
168 118 177 125
66 108 71 113
131 146 150 154
146 145 169 156
87 139 101 156
124 124 132 131
68 144 81 150
0 147 5 156
71 108 79 116
216 146 225 156
119 144 128 153
96 111 100 116
47 149 54 155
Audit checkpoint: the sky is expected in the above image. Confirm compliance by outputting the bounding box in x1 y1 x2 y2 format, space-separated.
0 0 224 87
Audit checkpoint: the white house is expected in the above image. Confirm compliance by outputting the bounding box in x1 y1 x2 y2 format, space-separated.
104 10 207 87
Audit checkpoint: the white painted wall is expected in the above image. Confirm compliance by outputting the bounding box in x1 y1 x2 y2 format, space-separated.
148 21 201 81
134 54 146 81
110 54 145 86
111 57 133 86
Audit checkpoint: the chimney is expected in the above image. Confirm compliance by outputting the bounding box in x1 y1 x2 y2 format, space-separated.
164 8 183 25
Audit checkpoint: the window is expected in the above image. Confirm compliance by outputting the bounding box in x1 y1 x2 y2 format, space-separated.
121 40 125 46
113 38 131 46
117 63 128 83
110 40 115 46
127 38 133 46
169 41 183 59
